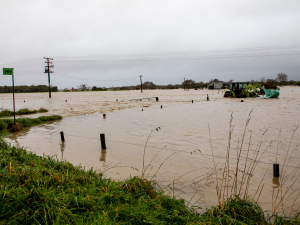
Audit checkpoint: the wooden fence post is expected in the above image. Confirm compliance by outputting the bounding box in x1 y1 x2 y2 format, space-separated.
100 133 106 149
60 131 65 142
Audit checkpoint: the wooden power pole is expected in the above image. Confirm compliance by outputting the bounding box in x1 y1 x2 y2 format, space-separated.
44 57 54 98
139 75 143 93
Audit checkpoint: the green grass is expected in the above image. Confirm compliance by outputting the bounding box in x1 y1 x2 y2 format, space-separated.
0 115 62 132
0 108 48 117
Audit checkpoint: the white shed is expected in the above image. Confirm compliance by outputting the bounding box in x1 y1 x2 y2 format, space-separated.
214 81 223 89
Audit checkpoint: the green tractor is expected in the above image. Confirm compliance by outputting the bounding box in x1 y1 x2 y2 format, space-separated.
224 82 250 98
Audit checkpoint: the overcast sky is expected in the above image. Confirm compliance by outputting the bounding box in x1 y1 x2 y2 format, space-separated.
1 0 300 89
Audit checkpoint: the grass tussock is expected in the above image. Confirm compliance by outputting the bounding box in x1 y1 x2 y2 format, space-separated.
201 195 266 224
0 115 62 132
0 139 200 224
0 108 48 117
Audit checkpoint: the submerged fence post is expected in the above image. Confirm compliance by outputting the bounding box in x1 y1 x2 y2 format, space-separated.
192 100 193 103
100 133 106 149
273 163 279 177
103 114 106 119
156 97 159 101
60 131 65 142
207 94 209 101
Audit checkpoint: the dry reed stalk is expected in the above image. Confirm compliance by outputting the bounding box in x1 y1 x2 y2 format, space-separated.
273 172 300 214
150 152 177 180
101 162 122 173
187 190 199 205
280 146 300 187
234 110 253 196
281 126 299 181
173 175 175 198
208 123 220 203
276 125 282 163
141 128 156 178
244 141 263 198
288 191 300 216
144 145 167 178
235 138 240 196
145 166 153 179
271 126 300 215
256 183 265 202
226 113 234 200
253 164 271 200
272 159 300 215
191 194 204 208
239 133 252 195
192 168 214 183
283 143 299 183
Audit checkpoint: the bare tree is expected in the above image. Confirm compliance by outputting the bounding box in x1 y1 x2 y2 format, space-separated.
143 81 156 89
78 84 87 91
209 78 220 83
259 77 266 82
276 72 288 82
182 79 195 89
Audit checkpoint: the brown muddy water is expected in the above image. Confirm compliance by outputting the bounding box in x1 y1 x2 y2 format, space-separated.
1 87 300 215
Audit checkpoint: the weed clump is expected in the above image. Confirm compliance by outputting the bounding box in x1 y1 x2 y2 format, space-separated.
264 83 278 89
0 108 48 117
0 115 62 132
200 195 266 224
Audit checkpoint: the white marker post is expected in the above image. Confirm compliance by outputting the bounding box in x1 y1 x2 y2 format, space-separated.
3 68 15 124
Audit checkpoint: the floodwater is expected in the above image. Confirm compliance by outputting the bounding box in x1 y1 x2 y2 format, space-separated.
1 87 300 215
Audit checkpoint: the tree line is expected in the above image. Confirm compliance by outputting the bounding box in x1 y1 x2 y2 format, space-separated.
0 85 58 93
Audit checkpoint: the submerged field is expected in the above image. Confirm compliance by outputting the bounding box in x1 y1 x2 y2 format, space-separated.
2 86 300 220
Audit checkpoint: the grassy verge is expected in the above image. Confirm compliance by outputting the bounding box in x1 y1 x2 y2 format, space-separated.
0 108 48 117
0 115 62 132
0 139 200 224
1 139 299 224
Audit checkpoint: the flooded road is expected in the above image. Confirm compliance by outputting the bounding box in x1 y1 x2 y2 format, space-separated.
1 86 300 214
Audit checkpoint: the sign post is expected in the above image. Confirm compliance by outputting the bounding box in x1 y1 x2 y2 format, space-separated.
3 68 15 124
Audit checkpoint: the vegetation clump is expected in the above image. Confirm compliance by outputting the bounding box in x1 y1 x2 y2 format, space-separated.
0 108 48 117
242 83 263 97
0 115 62 132
200 195 267 224
264 83 278 89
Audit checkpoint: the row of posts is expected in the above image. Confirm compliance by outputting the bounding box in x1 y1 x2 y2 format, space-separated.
59 94 280 178
60 131 281 177
60 131 107 150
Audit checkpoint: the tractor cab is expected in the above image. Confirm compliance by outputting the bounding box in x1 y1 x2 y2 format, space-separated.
224 82 249 98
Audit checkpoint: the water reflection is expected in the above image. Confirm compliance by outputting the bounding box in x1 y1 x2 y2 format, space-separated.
272 177 280 188
100 149 106 162
60 141 66 161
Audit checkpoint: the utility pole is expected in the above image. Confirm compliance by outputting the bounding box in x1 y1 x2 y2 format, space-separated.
139 75 143 93
44 57 54 98
183 78 185 90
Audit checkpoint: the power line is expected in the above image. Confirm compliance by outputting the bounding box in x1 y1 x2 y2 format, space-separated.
52 72 139 82
1 44 300 68
55 44 300 60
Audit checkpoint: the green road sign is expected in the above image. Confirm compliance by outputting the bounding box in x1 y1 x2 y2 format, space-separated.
3 68 14 75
